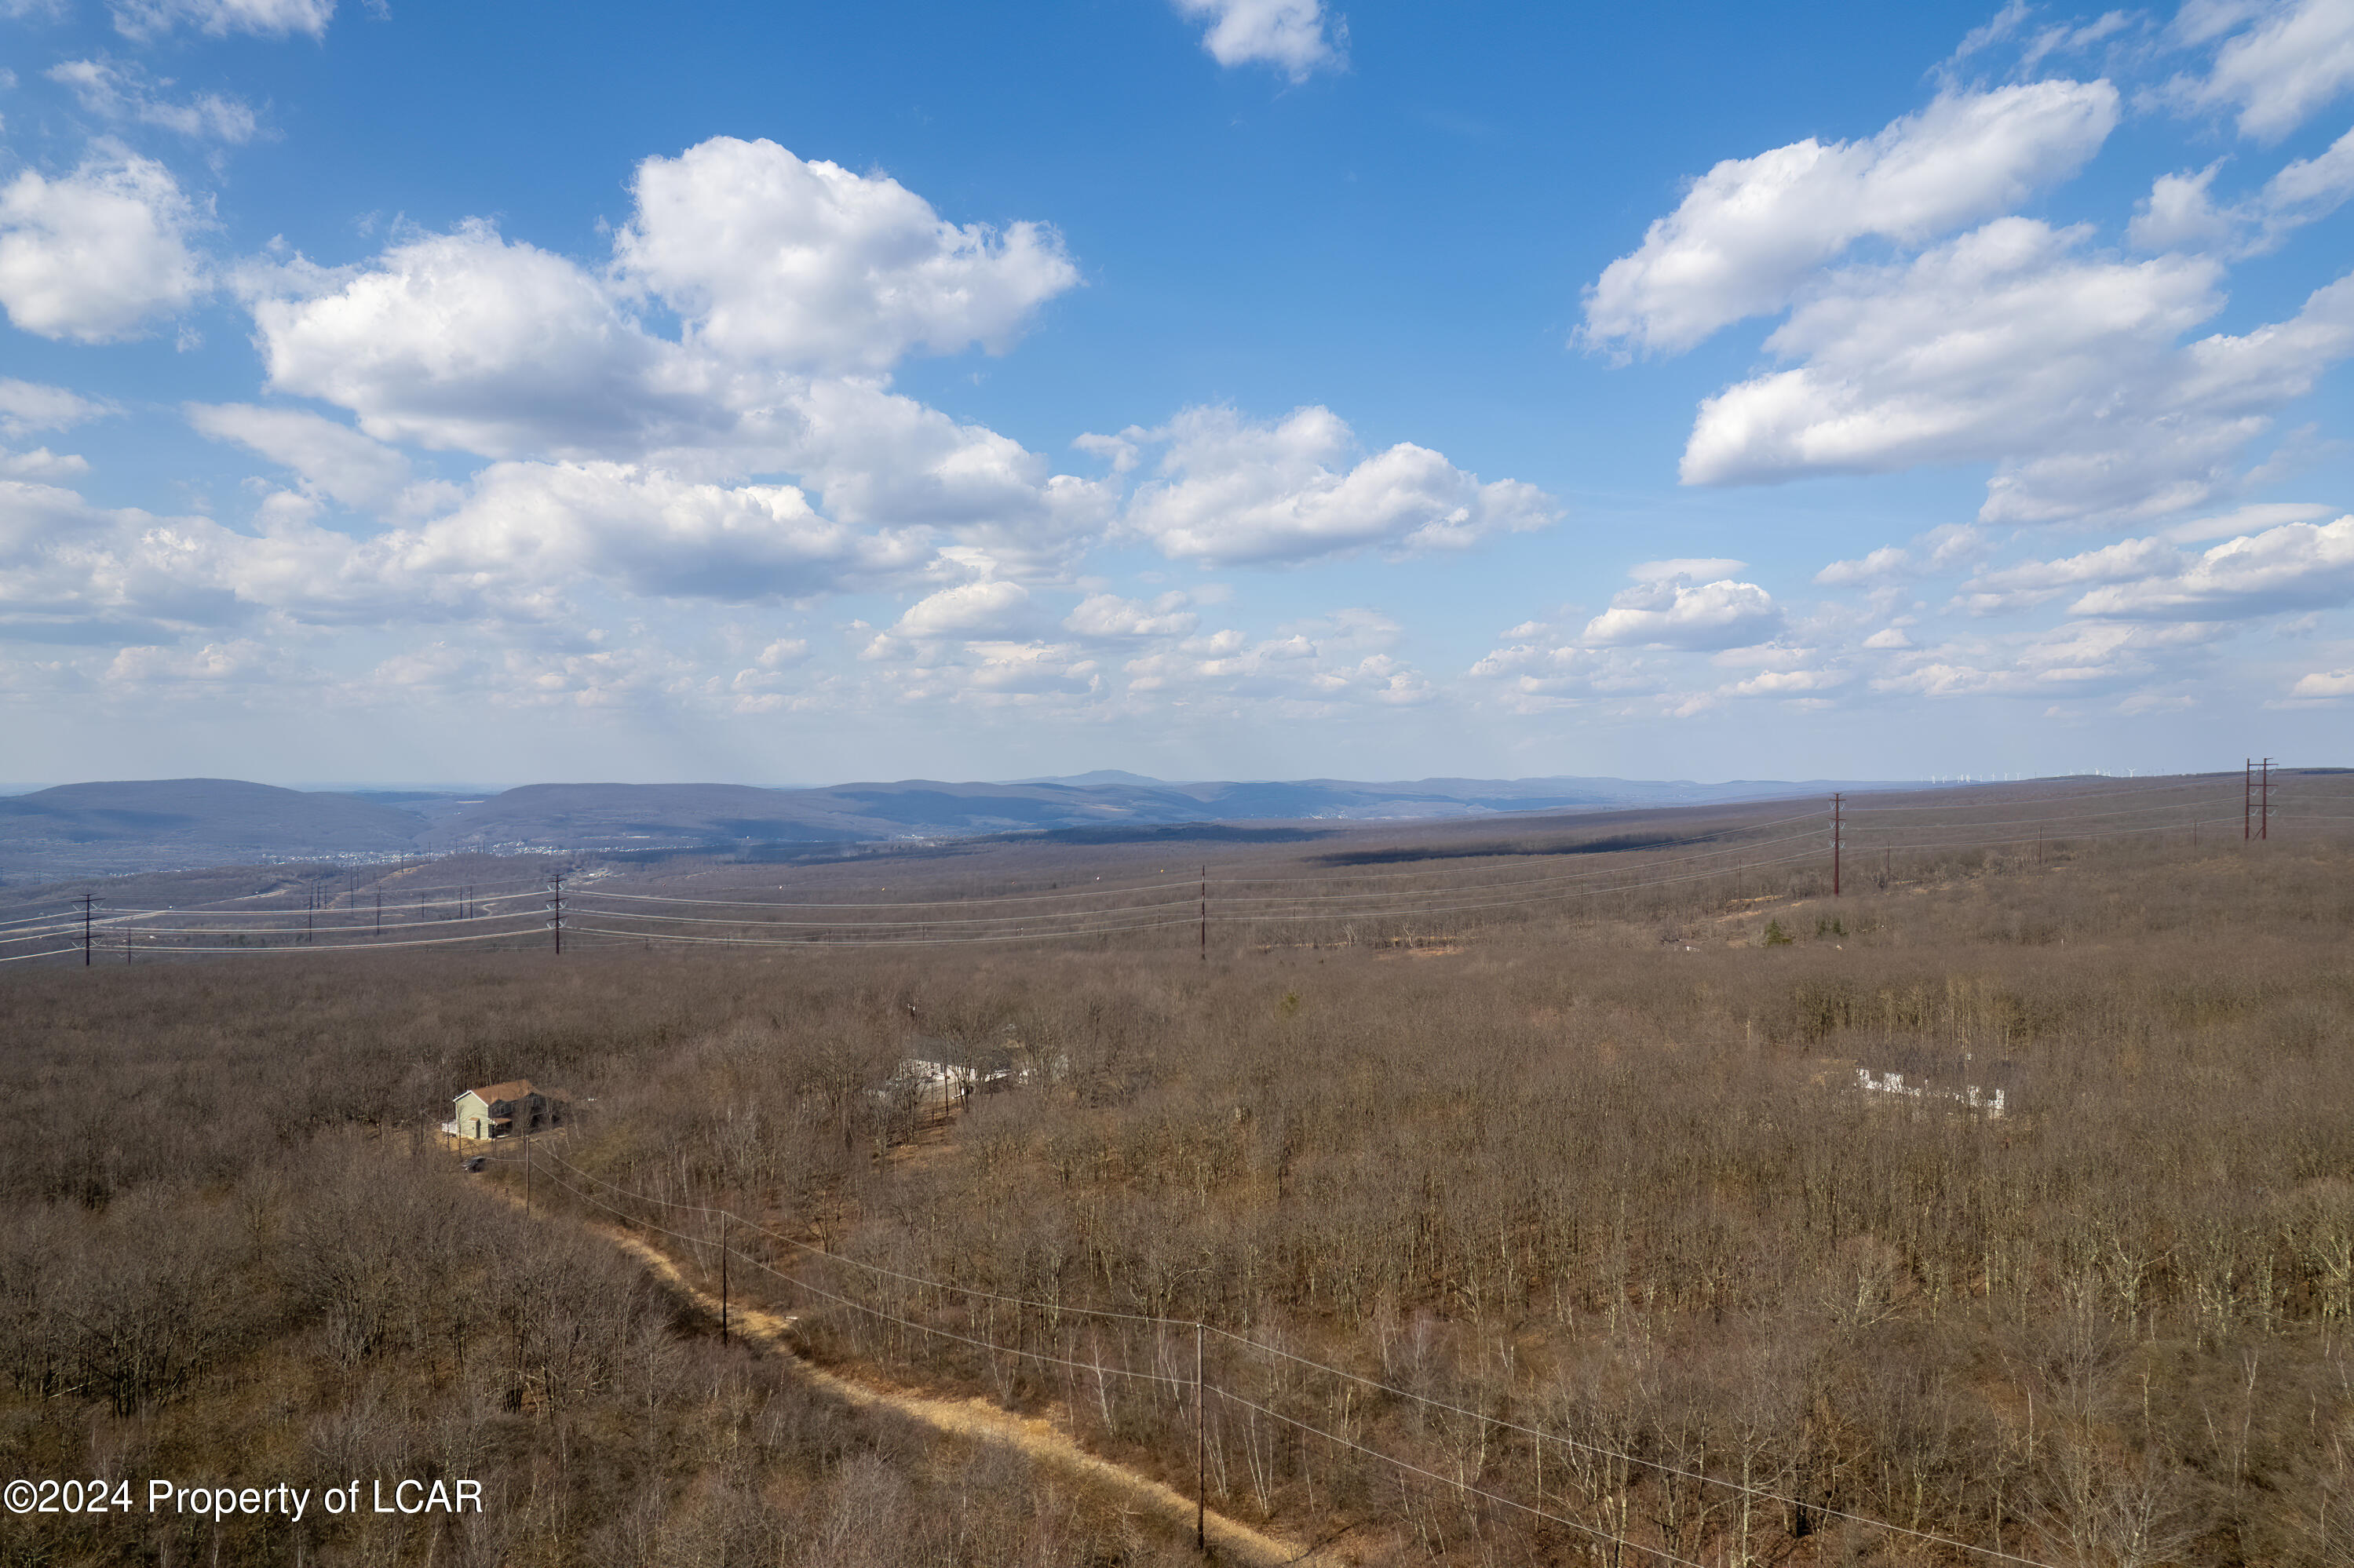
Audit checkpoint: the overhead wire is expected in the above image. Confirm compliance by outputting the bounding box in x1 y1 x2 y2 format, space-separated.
1208 1332 2058 1568
0 906 85 932
560 828 1836 936
533 1149 1182 1326
1841 799 2236 832
565 917 1203 949
1166 826 1834 904
1206 1386 1719 1568
1845 816 2243 854
105 888 545 917
560 896 1201 930
98 904 543 928
525 1163 1190 1384
16 782 2349 962
566 808 1832 905
558 850 1827 949
103 925 561 954
559 831 1814 928
512 1147 2056 1566
1842 777 2233 810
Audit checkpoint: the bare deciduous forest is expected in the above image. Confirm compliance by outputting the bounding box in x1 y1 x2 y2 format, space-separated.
5 821 2353 1566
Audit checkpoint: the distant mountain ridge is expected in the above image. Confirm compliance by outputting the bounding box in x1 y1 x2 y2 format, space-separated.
0 772 1904 885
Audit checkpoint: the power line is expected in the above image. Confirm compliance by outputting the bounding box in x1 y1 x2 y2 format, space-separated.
100 887 546 917
528 1163 1186 1373
0 943 83 964
1842 816 2242 854
1208 1332 2059 1568
15 769 2348 966
1844 799 2236 832
87 908 547 937
558 850 1822 950
1842 777 2230 810
567 837 1834 943
560 895 1201 930
565 916 1203 950
82 925 569 955
1209 1386 1717 1568
514 1145 2057 1567
566 811 1834 907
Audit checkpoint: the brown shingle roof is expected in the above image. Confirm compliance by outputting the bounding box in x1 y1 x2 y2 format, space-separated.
458 1078 533 1107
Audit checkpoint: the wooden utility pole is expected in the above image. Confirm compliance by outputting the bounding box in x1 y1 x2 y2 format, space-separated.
547 874 564 955
1830 794 1844 897
1195 1321 1206 1552
1199 866 1206 962
79 892 94 966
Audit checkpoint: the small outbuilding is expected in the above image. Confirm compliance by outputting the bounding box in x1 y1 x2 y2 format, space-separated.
451 1078 567 1141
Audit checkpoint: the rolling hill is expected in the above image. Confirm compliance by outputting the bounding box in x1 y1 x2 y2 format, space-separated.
0 772 1897 885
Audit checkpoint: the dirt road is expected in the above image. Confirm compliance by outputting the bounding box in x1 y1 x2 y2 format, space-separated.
594 1223 1318 1566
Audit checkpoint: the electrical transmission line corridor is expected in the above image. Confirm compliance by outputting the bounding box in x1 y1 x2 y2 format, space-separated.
476 1137 2064 1568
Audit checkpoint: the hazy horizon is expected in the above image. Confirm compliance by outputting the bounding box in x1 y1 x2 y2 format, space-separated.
1 766 2159 799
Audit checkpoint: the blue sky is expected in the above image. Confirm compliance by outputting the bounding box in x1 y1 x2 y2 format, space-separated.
3 0 2352 786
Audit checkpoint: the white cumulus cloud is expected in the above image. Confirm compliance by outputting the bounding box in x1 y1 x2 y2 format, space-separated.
47 58 261 143
1681 217 2354 523
408 462 929 604
0 147 206 341
245 220 687 458
774 377 1116 563
110 0 333 40
1871 619 2223 698
1581 574 1783 651
1812 526 1987 588
1630 556 1745 582
892 579 1035 639
2128 127 2354 255
186 403 412 510
2291 668 2354 697
104 637 296 688
2176 0 2354 140
1957 536 2184 614
1121 404 1557 567
0 379 112 439
1064 591 1199 638
238 146 1111 565
614 137 1078 374
2066 513 2354 619
1582 80 2117 356
1173 0 1342 80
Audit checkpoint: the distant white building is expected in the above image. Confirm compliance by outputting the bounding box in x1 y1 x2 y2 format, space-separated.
1856 1068 2005 1118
